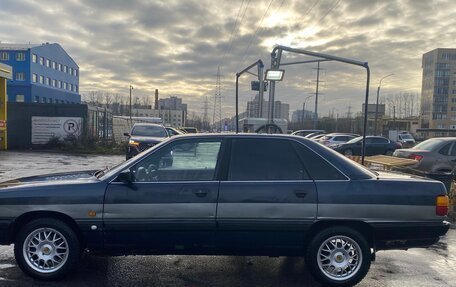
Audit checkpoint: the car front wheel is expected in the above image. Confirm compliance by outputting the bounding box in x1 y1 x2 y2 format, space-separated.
14 218 81 280
343 149 353 156
306 226 371 287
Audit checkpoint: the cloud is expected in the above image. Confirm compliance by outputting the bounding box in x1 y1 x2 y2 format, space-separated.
0 0 455 120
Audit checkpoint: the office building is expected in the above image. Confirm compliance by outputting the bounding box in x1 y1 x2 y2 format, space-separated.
0 42 80 104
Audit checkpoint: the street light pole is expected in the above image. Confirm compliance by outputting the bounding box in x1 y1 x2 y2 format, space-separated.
301 95 313 127
129 85 133 121
374 73 393 135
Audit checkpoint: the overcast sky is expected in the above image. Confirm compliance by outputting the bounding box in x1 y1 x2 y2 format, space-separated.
1 0 455 118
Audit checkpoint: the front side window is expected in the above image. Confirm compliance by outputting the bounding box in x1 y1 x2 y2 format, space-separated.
16 52 25 61
228 138 309 181
131 140 222 182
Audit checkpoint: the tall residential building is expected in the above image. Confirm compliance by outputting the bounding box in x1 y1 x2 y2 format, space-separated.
421 48 456 130
0 42 80 104
158 96 187 112
246 94 289 121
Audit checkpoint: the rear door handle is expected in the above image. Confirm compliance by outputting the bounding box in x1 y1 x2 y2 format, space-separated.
193 188 209 197
294 190 308 198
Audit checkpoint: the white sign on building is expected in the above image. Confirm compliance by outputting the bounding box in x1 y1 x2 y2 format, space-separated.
32 116 83 144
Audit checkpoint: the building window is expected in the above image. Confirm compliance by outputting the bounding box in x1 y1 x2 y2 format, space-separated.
75 85 78 92
46 59 50 67
63 82 67 90
52 61 56 69
39 75 44 84
69 67 73 75
39 57 44 65
52 79 57 87
42 97 47 103
32 54 37 63
15 95 25 102
32 74 37 82
46 77 51 86
57 63 61 71
16 52 25 61
70 84 73 91
75 69 78 77
16 72 25 81
0 52 9 60
63 65 67 73
58 80 62 88
34 96 39 103
49 98 53 104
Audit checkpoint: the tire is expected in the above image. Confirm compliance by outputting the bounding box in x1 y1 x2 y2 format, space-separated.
14 218 81 280
343 149 353 156
305 226 371 287
385 150 393 156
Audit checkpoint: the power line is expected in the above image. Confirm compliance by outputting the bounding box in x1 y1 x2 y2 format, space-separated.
220 0 245 65
297 0 341 41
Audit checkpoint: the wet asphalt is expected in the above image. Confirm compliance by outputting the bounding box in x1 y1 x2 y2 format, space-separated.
0 151 455 287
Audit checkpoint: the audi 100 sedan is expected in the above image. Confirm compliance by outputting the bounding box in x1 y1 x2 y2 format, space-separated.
0 134 450 287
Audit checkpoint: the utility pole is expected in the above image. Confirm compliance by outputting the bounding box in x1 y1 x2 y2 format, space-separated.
374 73 394 135
129 85 133 121
312 61 323 129
203 95 209 131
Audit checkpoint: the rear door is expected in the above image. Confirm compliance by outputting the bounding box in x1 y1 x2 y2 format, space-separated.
216 138 317 255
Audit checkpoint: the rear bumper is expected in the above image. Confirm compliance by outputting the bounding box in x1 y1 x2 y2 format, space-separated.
372 221 450 250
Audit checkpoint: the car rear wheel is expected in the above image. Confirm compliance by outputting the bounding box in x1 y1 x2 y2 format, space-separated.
14 218 81 280
306 227 371 287
343 149 353 156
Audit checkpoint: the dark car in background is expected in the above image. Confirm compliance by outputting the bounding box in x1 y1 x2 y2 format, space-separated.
331 136 401 156
124 123 169 159
165 126 184 137
393 137 456 172
291 129 325 137
318 133 358 146
180 127 198 133
0 134 449 287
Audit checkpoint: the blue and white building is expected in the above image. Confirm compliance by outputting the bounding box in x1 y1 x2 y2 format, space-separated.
0 43 80 104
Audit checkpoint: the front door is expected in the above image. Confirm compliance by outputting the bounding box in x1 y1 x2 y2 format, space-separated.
103 138 224 254
216 138 318 255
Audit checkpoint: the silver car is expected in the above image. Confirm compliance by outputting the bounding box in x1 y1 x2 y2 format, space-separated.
393 137 456 172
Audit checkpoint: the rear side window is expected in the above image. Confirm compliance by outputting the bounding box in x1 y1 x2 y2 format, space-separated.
293 142 347 180
440 143 452 155
372 138 388 143
228 139 310 181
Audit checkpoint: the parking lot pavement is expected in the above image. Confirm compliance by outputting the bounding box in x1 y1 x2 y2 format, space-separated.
0 151 454 286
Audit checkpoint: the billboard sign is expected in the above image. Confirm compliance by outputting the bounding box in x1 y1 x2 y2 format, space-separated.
32 116 83 144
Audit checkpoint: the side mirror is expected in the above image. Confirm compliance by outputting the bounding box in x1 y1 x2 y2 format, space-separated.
123 132 130 137
117 169 133 183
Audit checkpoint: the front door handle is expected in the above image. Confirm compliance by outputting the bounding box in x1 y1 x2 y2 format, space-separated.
193 188 209 197
294 190 308 198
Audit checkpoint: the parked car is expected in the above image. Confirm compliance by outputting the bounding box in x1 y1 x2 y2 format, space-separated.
393 137 456 172
124 123 169 159
291 129 325 137
309 133 327 140
0 134 449 286
332 136 402 156
165 126 184 137
318 133 358 146
180 127 198 133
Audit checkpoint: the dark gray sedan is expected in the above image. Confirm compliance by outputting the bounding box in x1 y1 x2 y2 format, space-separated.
0 134 449 287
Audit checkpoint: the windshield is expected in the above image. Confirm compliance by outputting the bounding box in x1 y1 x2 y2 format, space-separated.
399 134 413 140
412 139 443 151
346 136 362 144
131 125 167 137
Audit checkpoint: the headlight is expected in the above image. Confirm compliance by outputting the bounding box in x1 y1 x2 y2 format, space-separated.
129 139 140 146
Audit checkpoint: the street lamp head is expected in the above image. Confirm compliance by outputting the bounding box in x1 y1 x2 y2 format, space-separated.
265 69 285 81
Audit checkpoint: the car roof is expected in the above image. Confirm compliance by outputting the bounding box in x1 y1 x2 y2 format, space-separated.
132 123 164 128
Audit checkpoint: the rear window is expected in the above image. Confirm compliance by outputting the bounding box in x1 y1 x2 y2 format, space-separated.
131 125 167 137
413 139 444 151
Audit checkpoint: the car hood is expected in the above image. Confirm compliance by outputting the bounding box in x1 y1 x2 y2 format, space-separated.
129 136 167 143
0 170 98 189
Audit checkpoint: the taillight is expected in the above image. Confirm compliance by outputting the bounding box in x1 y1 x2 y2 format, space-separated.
436 195 449 216
408 154 423 161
